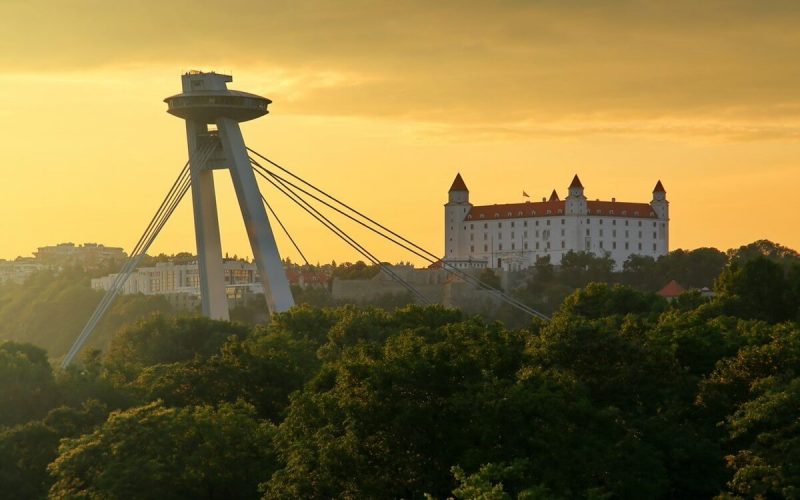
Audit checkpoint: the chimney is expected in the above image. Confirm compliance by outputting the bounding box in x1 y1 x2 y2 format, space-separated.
612 197 616 203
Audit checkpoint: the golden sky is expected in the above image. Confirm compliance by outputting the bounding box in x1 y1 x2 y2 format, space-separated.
1 0 799 265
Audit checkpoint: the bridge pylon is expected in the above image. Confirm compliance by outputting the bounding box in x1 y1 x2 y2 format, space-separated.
165 71 294 319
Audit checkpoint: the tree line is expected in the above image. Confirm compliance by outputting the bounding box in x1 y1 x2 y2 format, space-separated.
0 242 799 498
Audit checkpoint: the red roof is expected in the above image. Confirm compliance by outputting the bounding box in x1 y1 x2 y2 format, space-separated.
549 189 560 201
465 200 657 221
449 173 468 192
657 280 685 298
653 180 666 193
569 174 584 189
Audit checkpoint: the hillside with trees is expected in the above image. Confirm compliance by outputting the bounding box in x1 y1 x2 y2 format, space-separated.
0 242 798 498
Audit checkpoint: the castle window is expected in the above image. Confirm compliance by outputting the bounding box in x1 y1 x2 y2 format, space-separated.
507 212 512 217
653 232 657 239
524 231 528 238
484 223 488 228
599 240 604 249
463 226 466 230
638 242 642 250
524 221 528 227
546 220 551 226
498 232 502 239
625 242 629 250
587 218 590 224
480 214 485 219
470 224 474 229
535 221 539 226
653 243 657 252
484 245 488 251
612 220 616 226
653 221 656 227
622 210 627 215
467 215 473 220
511 232 515 239
634 211 639 216
561 241 565 249
484 234 487 240
511 221 515 228
639 231 642 238
613 230 617 237
470 245 474 252
546 242 551 249
494 213 500 218
596 209 601 214
511 243 515 250
558 209 563 214
625 220 629 226
625 230 629 238
599 219 603 225
650 212 655 217
536 230 540 237
524 242 528 250
561 219 565 224
586 229 590 236
518 211 523 216
470 234 474 241
498 222 502 228
613 242 616 249
546 209 552 215
560 229 565 236
499 244 503 251
638 221 642 227
536 242 540 249
609 210 614 215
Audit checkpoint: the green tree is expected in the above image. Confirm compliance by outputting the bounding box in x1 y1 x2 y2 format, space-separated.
48 400 277 499
0 342 58 427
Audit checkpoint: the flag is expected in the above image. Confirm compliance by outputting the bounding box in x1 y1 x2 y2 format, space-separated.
522 191 530 198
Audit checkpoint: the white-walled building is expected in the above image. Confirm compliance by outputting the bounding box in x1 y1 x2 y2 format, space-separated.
444 174 669 271
0 258 46 285
91 260 263 297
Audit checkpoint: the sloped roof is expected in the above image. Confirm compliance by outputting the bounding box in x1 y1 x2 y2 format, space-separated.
449 173 468 192
653 180 666 193
569 174 584 189
549 189 560 201
657 280 685 298
465 200 657 221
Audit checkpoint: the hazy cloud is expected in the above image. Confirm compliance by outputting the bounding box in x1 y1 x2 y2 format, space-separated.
3 0 800 139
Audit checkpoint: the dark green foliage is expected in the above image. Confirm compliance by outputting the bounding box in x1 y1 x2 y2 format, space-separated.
0 243 798 499
48 401 276 499
0 342 58 427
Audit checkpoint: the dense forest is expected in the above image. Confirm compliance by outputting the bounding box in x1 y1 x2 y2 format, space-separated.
0 240 799 498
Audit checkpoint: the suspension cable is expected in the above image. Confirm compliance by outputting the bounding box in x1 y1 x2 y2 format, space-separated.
247 151 547 319
61 143 216 368
260 193 309 266
253 164 430 304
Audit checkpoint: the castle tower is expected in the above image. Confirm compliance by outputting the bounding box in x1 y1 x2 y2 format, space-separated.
444 173 471 261
651 180 669 253
164 71 294 319
565 174 587 216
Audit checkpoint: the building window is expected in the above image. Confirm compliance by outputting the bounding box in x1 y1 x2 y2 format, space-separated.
612 230 616 237
600 229 604 237
561 229 565 236
561 219 565 224
599 240 604 249
561 241 565 249
524 231 528 238
470 234 474 241
498 232 502 239
625 242 629 250
612 220 616 225
599 219 603 225
470 245 474 252
653 232 657 239
536 220 540 226
653 243 657 251
524 242 528 250
653 221 657 227
484 223 488 229
586 229 590 236
639 231 642 238
536 242 540 249
511 243 515 250
625 220 629 226
546 241 551 249
498 222 502 228
470 223 474 229
638 221 642 227
484 245 488 251
524 221 528 227
511 232 515 239
511 221 515 228
587 218 591 224
499 244 503 251
625 230 629 238
612 241 617 249
638 242 642 250
546 220 551 226
536 230 540 237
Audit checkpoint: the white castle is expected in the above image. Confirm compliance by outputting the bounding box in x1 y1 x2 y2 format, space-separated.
444 174 669 271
